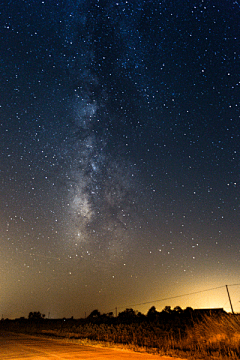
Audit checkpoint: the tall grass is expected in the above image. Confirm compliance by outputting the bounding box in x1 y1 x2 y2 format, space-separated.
181 314 240 359
38 315 240 359
1 313 240 359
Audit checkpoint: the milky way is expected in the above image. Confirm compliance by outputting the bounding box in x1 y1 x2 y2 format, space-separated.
56 1 149 260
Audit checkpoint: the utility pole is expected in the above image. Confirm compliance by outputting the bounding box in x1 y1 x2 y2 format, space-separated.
226 285 234 314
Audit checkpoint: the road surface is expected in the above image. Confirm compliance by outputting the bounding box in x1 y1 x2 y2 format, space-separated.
0 331 186 359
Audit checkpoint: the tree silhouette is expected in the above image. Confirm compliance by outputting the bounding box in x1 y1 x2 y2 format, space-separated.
118 308 140 323
174 306 183 313
147 306 158 321
88 309 101 319
28 311 45 321
163 305 172 314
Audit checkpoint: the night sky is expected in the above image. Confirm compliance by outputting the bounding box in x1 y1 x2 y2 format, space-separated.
1 0 240 319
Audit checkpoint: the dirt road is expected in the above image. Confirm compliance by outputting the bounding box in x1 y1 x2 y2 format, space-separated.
0 331 186 359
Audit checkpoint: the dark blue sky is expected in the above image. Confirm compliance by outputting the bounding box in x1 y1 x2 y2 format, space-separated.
0 0 240 318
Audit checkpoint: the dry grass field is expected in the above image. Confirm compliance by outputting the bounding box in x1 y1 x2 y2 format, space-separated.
1 308 240 359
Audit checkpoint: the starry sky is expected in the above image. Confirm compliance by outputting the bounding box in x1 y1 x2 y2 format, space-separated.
1 0 240 319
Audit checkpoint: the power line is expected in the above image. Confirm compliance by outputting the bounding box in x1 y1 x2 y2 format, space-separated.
228 283 240 288
118 284 240 311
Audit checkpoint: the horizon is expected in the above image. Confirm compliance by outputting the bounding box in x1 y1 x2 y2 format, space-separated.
2 283 239 320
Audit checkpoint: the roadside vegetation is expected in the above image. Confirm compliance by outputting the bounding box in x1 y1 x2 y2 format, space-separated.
1 306 240 359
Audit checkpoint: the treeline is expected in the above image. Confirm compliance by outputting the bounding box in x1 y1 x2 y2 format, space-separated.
1 305 226 329
83 305 205 327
